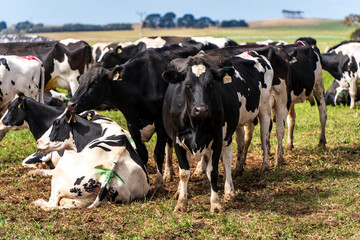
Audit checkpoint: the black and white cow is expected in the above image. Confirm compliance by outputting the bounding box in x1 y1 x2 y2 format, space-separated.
204 45 290 174
0 39 92 95
162 51 273 212
67 45 199 188
99 36 237 69
325 79 360 106
321 41 360 109
34 109 149 210
0 55 45 141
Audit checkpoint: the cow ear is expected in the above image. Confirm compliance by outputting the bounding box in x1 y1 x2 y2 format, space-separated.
111 65 124 81
136 42 147 52
115 46 123 54
162 69 185 84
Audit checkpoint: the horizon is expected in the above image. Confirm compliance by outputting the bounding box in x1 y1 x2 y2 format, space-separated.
1 0 359 26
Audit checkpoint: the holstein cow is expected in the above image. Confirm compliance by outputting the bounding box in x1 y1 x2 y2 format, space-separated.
0 55 44 141
205 45 290 174
100 36 238 69
281 41 327 149
325 79 360 106
34 109 149 210
92 41 134 62
0 93 109 171
0 39 92 95
67 45 199 188
162 52 273 212
321 41 360 109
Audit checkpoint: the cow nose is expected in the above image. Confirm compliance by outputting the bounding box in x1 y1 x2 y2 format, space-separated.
67 101 77 110
194 105 208 119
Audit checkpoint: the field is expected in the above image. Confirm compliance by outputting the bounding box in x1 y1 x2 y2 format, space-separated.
1 19 360 239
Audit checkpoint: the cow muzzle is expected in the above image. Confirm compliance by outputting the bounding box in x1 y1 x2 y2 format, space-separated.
193 105 209 119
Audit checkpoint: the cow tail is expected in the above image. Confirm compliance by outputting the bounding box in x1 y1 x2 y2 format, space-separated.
39 64 45 104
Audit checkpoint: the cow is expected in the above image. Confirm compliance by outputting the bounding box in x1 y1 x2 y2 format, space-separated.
281 41 327 150
92 42 133 62
99 36 238 69
34 109 149 210
321 41 360 109
0 93 109 171
0 39 92 95
325 79 360 106
162 51 274 212
0 55 45 141
204 45 290 174
67 45 199 188
44 90 70 107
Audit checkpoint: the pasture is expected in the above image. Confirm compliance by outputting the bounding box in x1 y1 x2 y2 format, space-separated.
1 19 360 239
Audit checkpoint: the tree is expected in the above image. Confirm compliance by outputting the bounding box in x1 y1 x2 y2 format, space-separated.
144 14 161 28
193 17 216 28
342 14 360 26
177 14 195 28
15 21 34 32
159 12 176 28
221 19 248 28
350 28 360 40
0 21 6 31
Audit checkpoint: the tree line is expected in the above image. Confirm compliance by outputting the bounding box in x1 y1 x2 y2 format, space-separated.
343 14 360 40
0 21 132 33
144 12 248 28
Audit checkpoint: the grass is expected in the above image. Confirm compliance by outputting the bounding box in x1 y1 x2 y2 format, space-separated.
1 21 360 239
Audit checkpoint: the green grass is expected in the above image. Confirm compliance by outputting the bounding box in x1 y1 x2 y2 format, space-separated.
1 22 360 239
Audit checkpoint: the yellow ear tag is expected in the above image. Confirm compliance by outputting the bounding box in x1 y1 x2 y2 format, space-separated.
67 115 76 124
223 73 232 84
18 103 24 109
113 71 122 81
117 48 122 54
87 113 92 121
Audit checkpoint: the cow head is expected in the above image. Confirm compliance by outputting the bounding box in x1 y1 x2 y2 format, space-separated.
36 109 77 153
0 93 29 131
68 63 121 113
163 55 234 120
100 42 147 68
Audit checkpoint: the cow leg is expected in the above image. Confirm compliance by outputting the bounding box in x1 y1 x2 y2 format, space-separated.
286 104 296 150
313 84 327 148
163 141 174 182
259 112 271 173
349 80 358 109
0 130 8 142
206 138 222 212
27 169 54 177
154 131 168 189
234 124 254 176
221 143 235 201
273 101 287 166
173 144 191 213
128 124 149 165
33 192 62 211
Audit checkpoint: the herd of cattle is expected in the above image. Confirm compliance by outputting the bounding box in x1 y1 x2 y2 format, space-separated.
0 35 359 212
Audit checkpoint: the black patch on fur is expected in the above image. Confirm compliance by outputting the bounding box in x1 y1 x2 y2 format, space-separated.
70 187 82 197
11 80 15 85
83 178 100 193
98 187 108 201
74 176 85 186
0 58 10 71
109 187 119 202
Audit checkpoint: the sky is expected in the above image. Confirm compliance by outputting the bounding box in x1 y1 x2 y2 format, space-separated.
1 0 360 26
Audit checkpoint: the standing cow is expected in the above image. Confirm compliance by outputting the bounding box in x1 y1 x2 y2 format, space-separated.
0 39 92 95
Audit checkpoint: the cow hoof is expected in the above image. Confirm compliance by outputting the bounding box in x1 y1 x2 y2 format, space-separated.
173 199 188 213
261 165 270 174
224 192 235 202
285 143 293 151
233 166 244 177
318 140 326 148
27 169 41 177
154 173 165 190
163 172 172 183
210 202 223 213
193 169 205 179
173 191 180 200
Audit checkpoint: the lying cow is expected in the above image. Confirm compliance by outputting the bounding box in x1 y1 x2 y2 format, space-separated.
0 39 92 95
321 41 360 109
34 109 149 210
325 79 360 106
0 55 45 141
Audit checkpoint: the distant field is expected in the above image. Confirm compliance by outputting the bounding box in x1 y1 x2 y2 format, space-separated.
38 19 357 52
1 20 360 239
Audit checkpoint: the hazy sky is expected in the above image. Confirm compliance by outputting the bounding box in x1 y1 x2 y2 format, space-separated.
1 0 359 25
